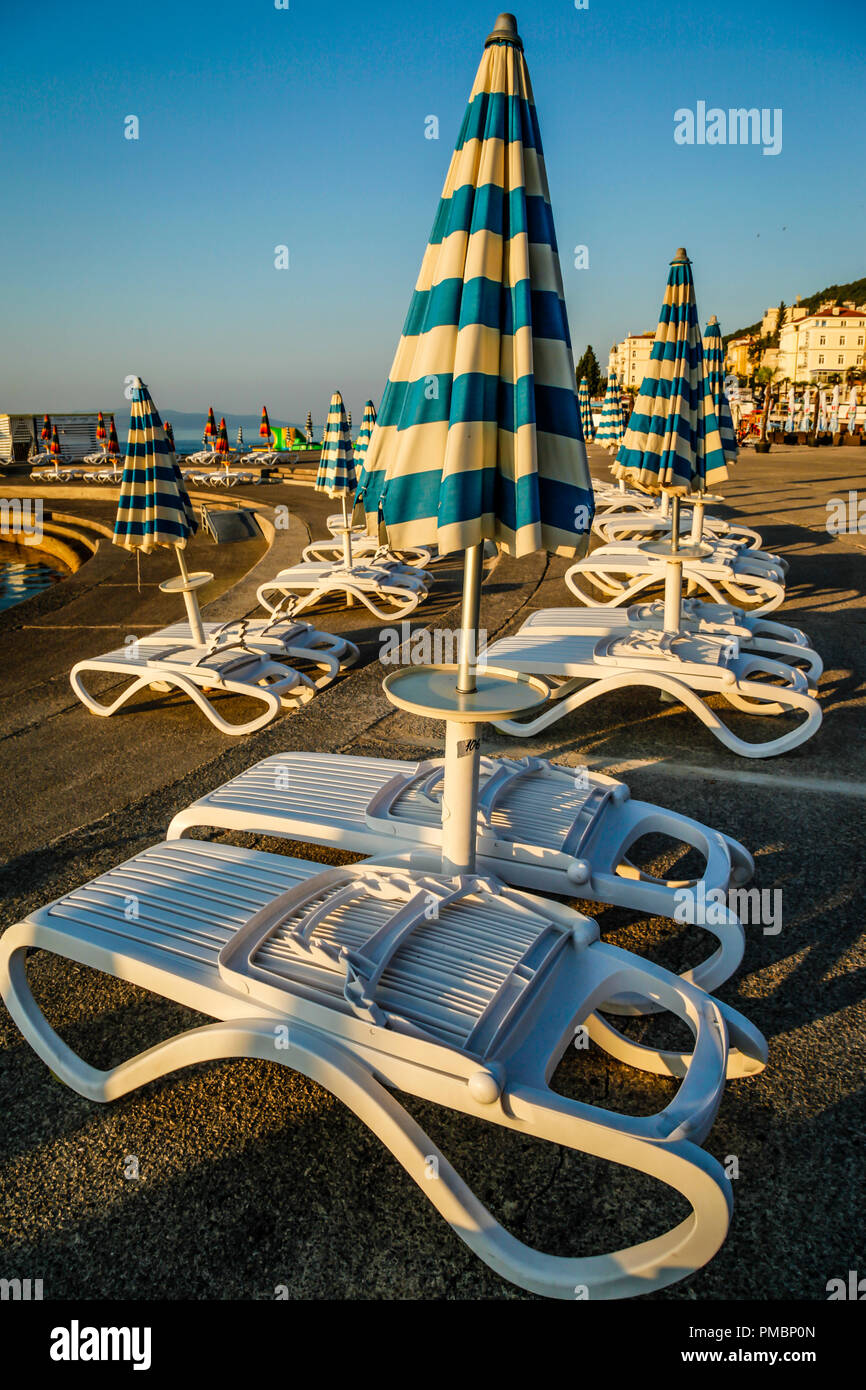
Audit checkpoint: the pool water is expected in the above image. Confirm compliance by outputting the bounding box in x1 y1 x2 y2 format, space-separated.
0 554 66 613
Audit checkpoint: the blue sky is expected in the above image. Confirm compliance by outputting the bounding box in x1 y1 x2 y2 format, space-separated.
1 0 863 429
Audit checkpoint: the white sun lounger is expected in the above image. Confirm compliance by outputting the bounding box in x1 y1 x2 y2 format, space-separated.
593 508 764 552
0 836 766 1299
518 602 823 684
135 612 359 675
565 541 787 616
70 638 325 736
258 560 431 621
303 532 433 568
168 750 755 1008
479 628 821 758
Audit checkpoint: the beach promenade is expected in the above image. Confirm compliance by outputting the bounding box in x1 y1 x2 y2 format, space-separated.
0 443 863 1300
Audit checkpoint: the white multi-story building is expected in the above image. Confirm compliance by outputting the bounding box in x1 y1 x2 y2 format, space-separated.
608 332 655 389
776 305 866 383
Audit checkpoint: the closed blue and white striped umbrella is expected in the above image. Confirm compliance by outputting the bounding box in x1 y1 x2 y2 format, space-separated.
595 369 625 453
353 399 377 496
358 13 593 558
702 316 738 467
113 378 197 554
315 390 357 497
577 376 594 442
614 249 728 494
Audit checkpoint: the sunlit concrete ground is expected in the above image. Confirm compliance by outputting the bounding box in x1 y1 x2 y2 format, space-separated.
0 442 863 1300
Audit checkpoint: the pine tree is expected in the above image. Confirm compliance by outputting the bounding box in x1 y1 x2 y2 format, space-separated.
575 345 602 397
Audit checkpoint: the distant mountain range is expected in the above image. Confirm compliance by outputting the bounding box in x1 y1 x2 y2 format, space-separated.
723 277 866 345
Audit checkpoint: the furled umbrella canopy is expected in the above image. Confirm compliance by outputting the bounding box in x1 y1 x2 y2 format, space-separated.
316 391 357 497
106 415 120 456
49 424 61 456
353 399 377 496
113 378 203 639
849 385 858 434
359 15 593 559
236 426 244 450
114 379 197 556
594 370 625 453
164 420 175 451
614 249 728 495
830 384 840 433
305 410 313 443
260 406 271 444
577 376 594 442
204 407 217 448
702 316 738 467
215 417 230 456
95 411 107 444
316 390 358 566
40 414 51 445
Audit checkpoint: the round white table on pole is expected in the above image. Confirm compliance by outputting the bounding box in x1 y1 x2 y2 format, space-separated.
678 492 725 543
382 664 549 877
639 537 712 633
159 570 213 647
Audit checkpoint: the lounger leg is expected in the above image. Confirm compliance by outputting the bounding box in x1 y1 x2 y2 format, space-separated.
493 669 821 758
70 661 286 735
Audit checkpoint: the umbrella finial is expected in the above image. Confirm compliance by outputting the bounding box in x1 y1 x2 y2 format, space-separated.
672 247 689 262
707 314 718 324
486 12 523 49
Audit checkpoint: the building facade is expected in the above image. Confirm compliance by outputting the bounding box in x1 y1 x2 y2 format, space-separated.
776 305 866 383
608 332 655 389
724 337 754 376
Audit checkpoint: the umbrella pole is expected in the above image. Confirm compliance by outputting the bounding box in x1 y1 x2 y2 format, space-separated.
341 492 353 567
442 542 484 875
176 547 206 645
663 495 683 633
690 496 704 542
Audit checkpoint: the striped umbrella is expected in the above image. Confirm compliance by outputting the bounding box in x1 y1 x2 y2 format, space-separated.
316 390 357 563
359 17 592 560
164 421 175 451
577 377 594 441
113 377 204 639
830 384 840 433
353 399 377 494
800 386 812 432
40 414 51 446
215 416 230 456
614 249 727 495
848 385 858 435
95 410 107 453
702 316 738 467
358 11 594 873
107 415 120 456
236 426 245 450
305 410 313 444
595 370 625 453
818 388 828 433
49 424 61 457
259 406 271 445
204 407 217 450
786 387 796 433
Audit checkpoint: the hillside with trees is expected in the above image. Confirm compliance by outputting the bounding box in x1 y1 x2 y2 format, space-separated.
723 277 866 345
